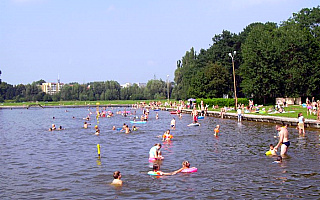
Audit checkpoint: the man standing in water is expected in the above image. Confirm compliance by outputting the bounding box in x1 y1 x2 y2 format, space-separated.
274 125 290 156
170 118 176 130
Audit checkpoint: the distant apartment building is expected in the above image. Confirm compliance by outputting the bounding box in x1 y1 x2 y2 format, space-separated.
41 82 64 95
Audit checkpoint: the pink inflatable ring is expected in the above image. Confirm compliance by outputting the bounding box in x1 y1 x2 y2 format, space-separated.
149 158 157 162
181 167 198 173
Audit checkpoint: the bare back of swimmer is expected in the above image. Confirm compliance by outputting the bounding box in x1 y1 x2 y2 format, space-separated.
274 125 290 156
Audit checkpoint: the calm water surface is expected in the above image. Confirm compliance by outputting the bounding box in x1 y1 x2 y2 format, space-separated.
1 107 320 199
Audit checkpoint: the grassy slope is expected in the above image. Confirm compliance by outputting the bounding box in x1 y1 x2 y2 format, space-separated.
209 105 318 120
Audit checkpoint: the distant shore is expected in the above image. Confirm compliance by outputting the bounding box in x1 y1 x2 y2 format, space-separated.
2 102 319 129
0 104 133 109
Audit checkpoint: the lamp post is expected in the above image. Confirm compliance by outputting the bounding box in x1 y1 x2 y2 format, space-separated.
167 75 170 102
228 51 237 109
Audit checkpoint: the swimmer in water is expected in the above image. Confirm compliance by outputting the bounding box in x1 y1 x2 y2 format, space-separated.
162 129 173 141
52 124 56 130
95 128 100 136
57 126 64 130
132 125 138 131
214 125 220 136
172 161 191 175
122 123 127 131
149 143 164 160
48 128 53 131
191 108 198 123
274 125 290 156
150 164 172 176
274 156 282 163
269 144 277 156
111 171 123 185
84 122 90 129
171 118 176 130
125 125 131 134
112 126 116 130
156 112 159 120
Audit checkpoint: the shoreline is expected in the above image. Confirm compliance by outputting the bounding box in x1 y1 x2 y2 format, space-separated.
1 104 320 129
0 104 133 109
166 108 320 129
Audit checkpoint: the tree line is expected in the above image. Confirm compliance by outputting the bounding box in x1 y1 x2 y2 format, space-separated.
0 79 173 102
173 7 320 104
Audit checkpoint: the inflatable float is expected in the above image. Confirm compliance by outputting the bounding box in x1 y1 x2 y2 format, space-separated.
130 121 147 124
148 171 162 176
265 150 272 156
181 167 198 173
187 123 200 127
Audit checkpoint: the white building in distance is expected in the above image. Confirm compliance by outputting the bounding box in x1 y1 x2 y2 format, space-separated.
41 79 64 95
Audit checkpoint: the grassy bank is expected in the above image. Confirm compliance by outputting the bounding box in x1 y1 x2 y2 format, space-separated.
208 105 318 120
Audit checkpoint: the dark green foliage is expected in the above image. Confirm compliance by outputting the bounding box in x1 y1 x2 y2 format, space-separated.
195 98 249 108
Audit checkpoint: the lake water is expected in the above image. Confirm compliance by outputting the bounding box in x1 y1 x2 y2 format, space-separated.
1 107 320 199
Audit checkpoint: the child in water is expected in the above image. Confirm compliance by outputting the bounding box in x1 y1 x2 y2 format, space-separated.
132 125 138 131
214 125 220 136
149 164 172 176
273 156 282 163
269 144 277 156
162 129 173 141
172 161 191 175
125 125 131 134
111 171 123 185
84 122 90 129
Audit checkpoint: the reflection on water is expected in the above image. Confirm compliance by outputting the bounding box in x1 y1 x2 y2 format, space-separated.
1 107 320 199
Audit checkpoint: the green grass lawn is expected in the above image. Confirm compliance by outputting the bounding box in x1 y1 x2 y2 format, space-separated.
220 105 318 120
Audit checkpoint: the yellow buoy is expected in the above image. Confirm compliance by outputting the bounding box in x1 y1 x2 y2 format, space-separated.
97 144 101 157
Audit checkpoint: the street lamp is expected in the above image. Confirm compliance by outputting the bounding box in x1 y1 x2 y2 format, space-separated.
228 51 237 109
167 75 170 102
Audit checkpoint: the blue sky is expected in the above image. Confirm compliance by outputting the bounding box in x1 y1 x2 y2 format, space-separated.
0 0 318 85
